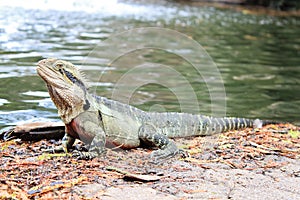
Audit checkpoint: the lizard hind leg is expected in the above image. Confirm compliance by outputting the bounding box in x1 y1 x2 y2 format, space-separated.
138 123 185 161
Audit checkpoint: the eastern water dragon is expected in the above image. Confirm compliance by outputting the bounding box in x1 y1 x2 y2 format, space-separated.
37 58 274 160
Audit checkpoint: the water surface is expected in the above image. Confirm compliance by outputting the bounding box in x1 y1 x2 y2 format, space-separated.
0 0 299 128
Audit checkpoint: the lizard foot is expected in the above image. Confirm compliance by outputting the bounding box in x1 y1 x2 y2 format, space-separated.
150 141 188 163
72 149 106 160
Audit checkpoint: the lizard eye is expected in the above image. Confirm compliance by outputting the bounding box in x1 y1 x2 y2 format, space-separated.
54 62 64 70
56 63 63 68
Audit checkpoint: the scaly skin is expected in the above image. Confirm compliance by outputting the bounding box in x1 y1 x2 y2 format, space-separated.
37 58 270 160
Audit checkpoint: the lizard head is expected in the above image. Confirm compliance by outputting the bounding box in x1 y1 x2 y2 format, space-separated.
37 58 89 123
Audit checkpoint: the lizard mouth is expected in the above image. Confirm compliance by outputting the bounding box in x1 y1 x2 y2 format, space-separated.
36 58 63 87
36 64 44 76
37 58 60 76
36 62 52 81
36 64 47 79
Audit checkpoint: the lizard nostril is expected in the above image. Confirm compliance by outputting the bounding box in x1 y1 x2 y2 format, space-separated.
38 59 46 65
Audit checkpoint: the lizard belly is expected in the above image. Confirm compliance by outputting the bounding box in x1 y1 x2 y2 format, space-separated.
66 111 108 146
66 117 94 144
101 114 141 149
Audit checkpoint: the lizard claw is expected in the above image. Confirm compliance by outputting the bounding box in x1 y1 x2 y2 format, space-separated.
178 149 190 158
72 150 96 160
72 149 106 160
150 148 188 160
42 145 66 153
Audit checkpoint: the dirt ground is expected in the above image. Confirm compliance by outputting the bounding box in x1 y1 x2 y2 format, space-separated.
1 123 299 199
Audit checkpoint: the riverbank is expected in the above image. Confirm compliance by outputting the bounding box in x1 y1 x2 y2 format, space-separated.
171 0 300 16
174 0 300 11
1 123 299 199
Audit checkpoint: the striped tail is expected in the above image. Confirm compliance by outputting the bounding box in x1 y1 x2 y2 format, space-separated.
219 117 254 133
206 117 278 135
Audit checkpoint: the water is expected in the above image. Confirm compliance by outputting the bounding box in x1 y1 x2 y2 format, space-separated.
0 0 299 128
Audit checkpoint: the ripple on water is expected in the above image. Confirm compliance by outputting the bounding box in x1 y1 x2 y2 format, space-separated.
21 91 56 109
251 101 300 125
22 91 50 98
233 74 276 81
0 66 37 78
0 98 10 106
0 110 60 128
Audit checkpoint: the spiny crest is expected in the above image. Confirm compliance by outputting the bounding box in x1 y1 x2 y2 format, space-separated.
77 67 90 89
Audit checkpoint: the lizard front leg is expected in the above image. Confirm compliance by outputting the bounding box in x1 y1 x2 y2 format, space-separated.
73 130 106 160
138 123 185 161
53 127 106 160
43 131 75 154
61 132 75 153
70 111 106 160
